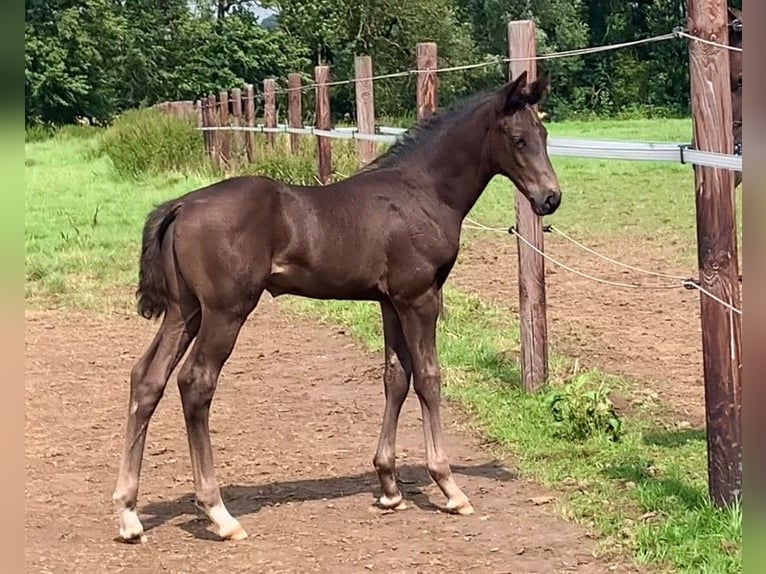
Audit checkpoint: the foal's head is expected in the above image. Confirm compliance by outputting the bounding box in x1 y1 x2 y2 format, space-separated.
487 70 561 216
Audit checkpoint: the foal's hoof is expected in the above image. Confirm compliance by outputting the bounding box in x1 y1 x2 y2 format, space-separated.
220 522 249 541
377 494 408 511
118 511 147 544
118 528 147 544
446 498 474 516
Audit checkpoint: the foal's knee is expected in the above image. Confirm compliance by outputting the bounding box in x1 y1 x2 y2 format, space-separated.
413 366 441 398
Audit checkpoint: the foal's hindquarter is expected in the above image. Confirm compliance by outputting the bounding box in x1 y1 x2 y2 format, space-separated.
113 174 471 542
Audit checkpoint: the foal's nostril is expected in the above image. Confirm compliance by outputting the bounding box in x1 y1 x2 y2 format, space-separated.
544 191 561 211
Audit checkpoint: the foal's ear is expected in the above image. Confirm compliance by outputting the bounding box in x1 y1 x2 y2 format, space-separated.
523 70 551 106
497 71 528 114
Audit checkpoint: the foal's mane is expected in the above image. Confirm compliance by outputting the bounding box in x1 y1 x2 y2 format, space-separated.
364 89 496 170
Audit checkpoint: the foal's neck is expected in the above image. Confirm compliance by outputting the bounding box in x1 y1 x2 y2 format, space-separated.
422 108 496 220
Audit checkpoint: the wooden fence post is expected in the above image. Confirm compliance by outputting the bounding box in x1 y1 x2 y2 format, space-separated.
416 42 438 120
207 93 219 169
244 83 256 165
218 90 231 168
200 98 211 159
195 99 203 128
314 65 332 185
230 87 243 166
264 78 276 148
508 20 549 392
288 73 302 154
686 0 742 508
354 55 376 167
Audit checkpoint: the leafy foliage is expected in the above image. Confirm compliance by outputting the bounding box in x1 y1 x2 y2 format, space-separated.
25 0 744 125
547 374 624 442
97 108 210 179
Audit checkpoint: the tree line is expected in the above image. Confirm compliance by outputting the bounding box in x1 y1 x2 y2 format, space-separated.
25 0 742 126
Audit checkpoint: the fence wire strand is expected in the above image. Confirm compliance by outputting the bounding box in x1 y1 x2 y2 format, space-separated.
462 217 743 314
271 31 683 94
674 28 743 52
547 225 688 280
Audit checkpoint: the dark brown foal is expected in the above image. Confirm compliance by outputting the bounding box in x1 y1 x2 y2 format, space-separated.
113 70 561 542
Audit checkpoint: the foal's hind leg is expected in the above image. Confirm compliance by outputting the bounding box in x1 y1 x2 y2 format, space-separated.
395 290 473 515
175 303 253 541
113 304 200 542
373 300 412 510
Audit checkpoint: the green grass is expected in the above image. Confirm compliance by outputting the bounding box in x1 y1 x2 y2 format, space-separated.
25 119 742 573
24 131 215 311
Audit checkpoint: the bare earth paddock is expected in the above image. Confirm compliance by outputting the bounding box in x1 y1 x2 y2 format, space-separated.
25 301 645 574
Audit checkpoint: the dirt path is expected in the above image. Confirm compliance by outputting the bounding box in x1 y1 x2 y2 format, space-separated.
25 302 641 574
452 232 706 426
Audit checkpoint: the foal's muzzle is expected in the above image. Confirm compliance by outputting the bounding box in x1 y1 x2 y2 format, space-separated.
531 189 561 216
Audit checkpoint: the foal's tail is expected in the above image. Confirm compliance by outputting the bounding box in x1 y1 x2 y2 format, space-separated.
136 199 182 320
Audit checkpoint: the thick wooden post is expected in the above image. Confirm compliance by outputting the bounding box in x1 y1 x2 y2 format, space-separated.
264 78 276 148
230 87 243 165
244 83 256 164
207 93 219 169
416 42 438 120
354 55 376 167
218 90 230 168
195 99 203 128
287 73 302 154
508 20 549 392
314 65 332 185
686 0 742 508
200 99 211 158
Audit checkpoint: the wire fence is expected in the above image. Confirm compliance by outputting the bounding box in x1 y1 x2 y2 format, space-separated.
462 216 742 316
267 28 740 94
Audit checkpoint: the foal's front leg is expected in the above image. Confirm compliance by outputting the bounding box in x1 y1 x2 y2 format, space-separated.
395 290 473 515
372 300 412 510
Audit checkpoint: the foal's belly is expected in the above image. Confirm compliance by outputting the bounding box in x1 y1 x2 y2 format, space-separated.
265 261 382 301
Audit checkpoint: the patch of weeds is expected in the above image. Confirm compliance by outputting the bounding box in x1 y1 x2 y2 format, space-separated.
547 373 624 442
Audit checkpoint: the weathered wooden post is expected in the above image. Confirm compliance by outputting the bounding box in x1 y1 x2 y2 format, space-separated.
244 83 256 165
206 93 219 169
230 87 243 166
354 55 376 167
416 42 438 119
287 73 302 155
508 20 549 392
218 90 231 168
686 0 742 507
314 65 332 185
264 78 277 148
200 99 211 159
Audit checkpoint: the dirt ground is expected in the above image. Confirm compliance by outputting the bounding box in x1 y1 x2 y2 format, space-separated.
452 231 708 427
25 302 643 574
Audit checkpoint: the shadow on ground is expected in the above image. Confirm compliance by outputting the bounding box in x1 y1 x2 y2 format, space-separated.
140 461 516 540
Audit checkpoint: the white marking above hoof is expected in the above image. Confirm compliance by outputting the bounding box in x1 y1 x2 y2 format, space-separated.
446 498 474 516
219 522 248 541
377 494 408 511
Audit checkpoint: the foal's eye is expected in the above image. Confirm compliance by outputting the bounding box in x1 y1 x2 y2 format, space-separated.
513 137 526 149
